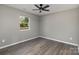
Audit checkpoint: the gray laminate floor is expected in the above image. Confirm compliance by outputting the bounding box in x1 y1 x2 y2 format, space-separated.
0 37 78 55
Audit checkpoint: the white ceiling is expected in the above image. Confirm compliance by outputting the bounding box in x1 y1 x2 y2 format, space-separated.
5 4 79 16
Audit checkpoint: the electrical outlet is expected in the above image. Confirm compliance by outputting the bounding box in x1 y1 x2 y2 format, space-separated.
2 40 5 43
69 37 72 40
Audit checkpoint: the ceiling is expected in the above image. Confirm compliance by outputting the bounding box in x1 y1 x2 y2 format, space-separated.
5 4 79 16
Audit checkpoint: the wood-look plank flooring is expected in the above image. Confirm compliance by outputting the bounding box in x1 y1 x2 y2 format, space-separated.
0 37 78 55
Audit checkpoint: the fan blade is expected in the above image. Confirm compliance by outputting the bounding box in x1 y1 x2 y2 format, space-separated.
43 5 49 9
33 9 39 10
35 5 40 8
43 9 49 11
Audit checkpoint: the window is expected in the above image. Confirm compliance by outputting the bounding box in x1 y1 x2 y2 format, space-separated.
19 16 30 31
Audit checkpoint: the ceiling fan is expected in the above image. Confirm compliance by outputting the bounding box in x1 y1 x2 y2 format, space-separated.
33 4 50 13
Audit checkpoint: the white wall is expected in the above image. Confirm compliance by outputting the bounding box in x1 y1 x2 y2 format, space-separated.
0 5 39 47
40 8 79 45
0 5 79 48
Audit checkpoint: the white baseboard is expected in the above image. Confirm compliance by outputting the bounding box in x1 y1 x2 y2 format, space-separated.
0 36 39 50
0 36 78 50
39 36 78 46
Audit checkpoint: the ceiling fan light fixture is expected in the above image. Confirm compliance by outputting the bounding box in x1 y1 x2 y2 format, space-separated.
33 4 50 13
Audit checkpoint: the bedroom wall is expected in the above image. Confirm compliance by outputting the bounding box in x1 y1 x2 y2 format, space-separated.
0 5 39 47
0 4 79 49
40 8 79 45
